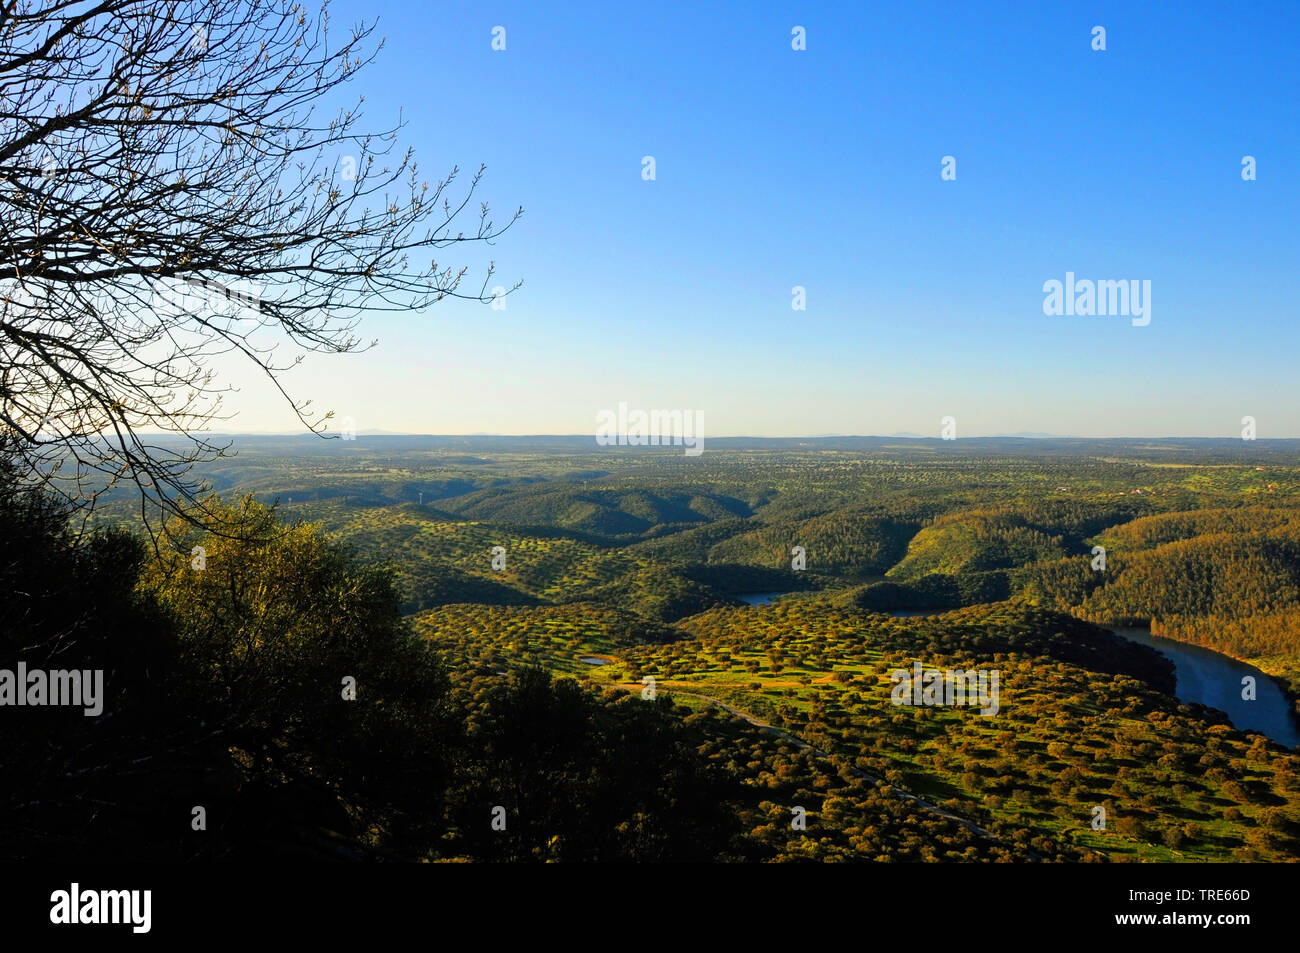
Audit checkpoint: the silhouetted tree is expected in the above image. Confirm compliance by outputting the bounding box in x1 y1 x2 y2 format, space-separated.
0 0 521 531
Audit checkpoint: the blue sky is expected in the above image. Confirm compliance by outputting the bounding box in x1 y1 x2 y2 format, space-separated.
223 0 1300 437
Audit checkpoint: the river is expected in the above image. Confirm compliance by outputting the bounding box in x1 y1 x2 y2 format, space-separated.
1109 627 1300 748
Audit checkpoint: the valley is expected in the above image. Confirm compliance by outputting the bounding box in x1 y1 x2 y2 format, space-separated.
88 434 1300 862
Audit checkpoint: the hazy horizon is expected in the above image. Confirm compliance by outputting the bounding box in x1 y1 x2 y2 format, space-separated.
141 429 1300 441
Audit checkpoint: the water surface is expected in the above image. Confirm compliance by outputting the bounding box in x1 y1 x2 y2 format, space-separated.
1111 627 1300 748
735 592 789 606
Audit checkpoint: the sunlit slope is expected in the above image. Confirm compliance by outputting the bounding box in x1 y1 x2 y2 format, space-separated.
1011 508 1300 698
295 505 727 619
437 484 757 540
603 602 1300 861
888 513 1070 579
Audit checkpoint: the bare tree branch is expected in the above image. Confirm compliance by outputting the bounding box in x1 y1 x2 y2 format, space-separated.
0 0 523 538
